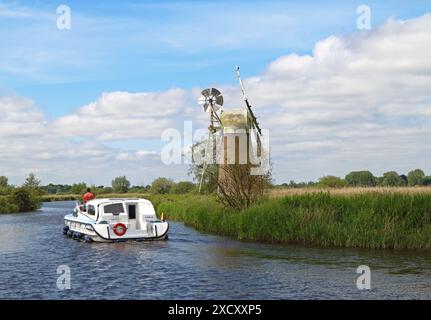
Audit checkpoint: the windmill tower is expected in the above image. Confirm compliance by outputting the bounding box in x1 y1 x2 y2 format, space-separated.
195 67 264 193
196 88 224 192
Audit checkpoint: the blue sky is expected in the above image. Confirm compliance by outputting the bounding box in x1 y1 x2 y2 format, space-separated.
2 0 430 116
1 0 431 185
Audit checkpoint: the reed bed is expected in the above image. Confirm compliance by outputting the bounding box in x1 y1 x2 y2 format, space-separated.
268 186 431 197
157 192 431 250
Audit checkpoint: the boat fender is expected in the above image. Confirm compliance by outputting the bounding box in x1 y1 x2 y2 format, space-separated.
112 223 127 236
63 226 69 235
67 230 73 237
72 232 82 240
84 235 93 243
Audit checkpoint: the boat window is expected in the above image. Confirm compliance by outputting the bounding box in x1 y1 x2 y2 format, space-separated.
104 203 124 215
87 205 95 216
128 205 136 219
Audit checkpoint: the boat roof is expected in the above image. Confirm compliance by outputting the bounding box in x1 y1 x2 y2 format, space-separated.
85 198 152 206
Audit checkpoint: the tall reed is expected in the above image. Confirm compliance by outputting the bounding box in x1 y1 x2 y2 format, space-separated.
157 192 431 249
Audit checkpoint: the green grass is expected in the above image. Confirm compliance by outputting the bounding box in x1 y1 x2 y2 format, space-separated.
156 192 431 250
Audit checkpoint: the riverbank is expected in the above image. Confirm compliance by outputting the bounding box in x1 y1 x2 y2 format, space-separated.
156 192 431 249
38 188 431 249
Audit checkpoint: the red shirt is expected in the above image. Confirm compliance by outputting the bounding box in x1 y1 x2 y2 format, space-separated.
83 192 95 203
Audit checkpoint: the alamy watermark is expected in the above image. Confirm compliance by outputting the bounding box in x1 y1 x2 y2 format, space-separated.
356 265 371 290
356 5 371 30
57 5 71 30
56 264 71 290
160 122 271 175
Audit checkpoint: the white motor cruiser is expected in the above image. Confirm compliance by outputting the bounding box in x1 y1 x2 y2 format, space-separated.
63 198 169 242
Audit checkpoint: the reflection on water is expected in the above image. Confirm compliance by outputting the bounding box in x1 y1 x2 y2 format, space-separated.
0 201 430 299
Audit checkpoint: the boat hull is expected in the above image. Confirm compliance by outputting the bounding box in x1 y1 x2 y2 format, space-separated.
64 214 169 243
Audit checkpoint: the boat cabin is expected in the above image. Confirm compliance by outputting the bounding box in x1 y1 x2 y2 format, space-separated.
76 198 158 225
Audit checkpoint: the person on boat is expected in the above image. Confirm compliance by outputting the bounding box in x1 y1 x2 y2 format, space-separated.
82 188 95 203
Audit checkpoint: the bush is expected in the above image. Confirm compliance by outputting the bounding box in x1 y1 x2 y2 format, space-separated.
10 188 40 212
112 176 131 193
96 187 113 194
381 171 406 187
71 183 87 194
408 169 425 186
345 171 376 187
170 181 195 194
0 176 9 188
129 186 150 193
0 186 14 196
0 196 19 214
317 176 346 188
150 178 174 194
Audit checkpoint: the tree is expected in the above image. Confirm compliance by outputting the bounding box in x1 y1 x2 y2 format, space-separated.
407 169 425 186
23 173 40 189
381 171 406 187
11 187 40 212
112 176 130 193
424 176 431 186
317 176 347 188
399 174 408 185
188 142 219 194
171 181 195 194
216 163 272 210
0 176 8 188
345 171 376 187
129 185 150 193
41 183 68 194
97 187 113 194
188 163 219 194
22 173 44 196
150 177 174 194
71 182 87 194
189 142 272 210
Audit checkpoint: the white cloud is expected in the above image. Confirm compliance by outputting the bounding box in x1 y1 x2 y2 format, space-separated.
116 150 159 161
0 96 46 137
1 14 431 184
53 89 194 140
225 14 431 181
0 91 188 185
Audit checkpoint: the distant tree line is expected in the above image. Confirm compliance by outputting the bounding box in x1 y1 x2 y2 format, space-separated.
2 173 198 198
278 169 431 188
36 176 196 195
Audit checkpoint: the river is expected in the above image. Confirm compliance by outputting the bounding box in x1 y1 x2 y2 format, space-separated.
0 201 430 299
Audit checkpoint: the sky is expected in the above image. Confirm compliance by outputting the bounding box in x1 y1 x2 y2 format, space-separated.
0 0 431 185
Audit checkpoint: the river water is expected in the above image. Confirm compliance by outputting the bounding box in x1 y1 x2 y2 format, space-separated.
0 201 430 299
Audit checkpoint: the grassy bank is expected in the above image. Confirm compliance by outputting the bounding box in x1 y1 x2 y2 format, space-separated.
38 188 431 249
156 192 431 250
268 186 431 197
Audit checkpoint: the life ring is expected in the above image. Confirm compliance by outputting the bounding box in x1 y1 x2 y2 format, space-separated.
113 223 127 236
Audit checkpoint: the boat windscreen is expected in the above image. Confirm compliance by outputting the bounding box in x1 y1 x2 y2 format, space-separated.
104 203 125 215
